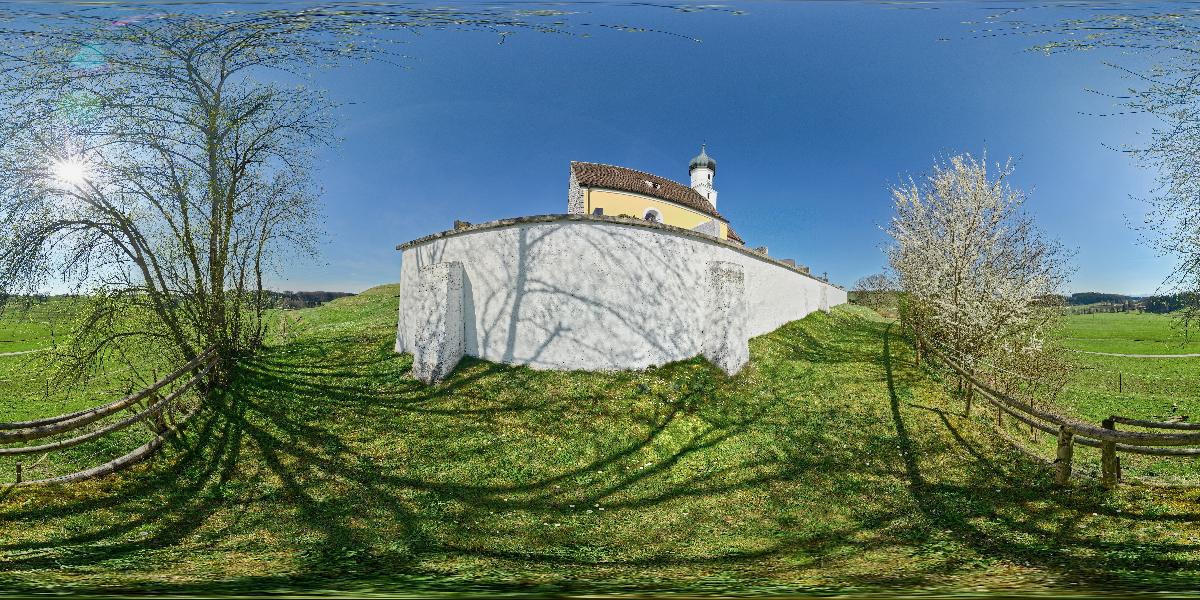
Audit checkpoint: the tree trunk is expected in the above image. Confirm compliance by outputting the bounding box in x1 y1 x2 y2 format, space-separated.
964 379 973 417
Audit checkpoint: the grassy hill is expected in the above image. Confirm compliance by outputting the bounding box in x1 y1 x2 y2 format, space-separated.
1061 311 1200 355
1 285 1198 595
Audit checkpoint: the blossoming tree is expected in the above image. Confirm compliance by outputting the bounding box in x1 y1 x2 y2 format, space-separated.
887 153 1070 410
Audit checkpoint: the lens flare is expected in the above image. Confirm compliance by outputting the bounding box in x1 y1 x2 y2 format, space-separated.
69 43 107 74
51 157 90 187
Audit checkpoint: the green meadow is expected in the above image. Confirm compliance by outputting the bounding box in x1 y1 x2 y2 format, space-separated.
0 300 82 424
1036 312 1200 484
1060 311 1200 355
0 298 186 483
0 298 74 355
0 286 1198 595
1056 312 1200 418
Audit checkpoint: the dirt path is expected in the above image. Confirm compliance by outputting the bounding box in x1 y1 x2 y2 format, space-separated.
0 348 43 357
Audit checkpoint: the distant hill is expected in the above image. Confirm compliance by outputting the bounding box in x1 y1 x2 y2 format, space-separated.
269 290 355 309
1068 292 1141 306
0 291 355 312
1064 291 1200 314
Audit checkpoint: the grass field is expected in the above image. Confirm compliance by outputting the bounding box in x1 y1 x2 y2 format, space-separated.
1060 311 1200 355
0 297 83 421
1036 312 1200 484
1058 312 1200 404
1 286 1199 595
0 298 199 483
0 297 78 354
0 300 91 428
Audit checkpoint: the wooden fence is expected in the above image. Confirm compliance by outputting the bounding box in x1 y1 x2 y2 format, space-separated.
922 338 1200 487
0 348 218 486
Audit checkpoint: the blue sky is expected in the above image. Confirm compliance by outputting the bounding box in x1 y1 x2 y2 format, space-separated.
278 1 1163 294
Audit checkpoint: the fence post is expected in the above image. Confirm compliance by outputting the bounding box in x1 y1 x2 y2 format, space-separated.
965 377 973 416
14 462 21 484
1055 425 1074 485
1029 398 1036 439
1118 372 1123 394
152 398 167 433
1101 417 1121 488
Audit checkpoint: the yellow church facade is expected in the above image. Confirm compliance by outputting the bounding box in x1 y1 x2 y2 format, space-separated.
567 146 743 244
579 188 731 239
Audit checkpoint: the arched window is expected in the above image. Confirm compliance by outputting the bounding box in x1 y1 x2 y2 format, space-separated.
644 209 661 223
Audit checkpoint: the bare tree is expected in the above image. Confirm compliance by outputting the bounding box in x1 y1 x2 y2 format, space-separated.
0 5 715 383
886 153 1070 403
852 272 896 316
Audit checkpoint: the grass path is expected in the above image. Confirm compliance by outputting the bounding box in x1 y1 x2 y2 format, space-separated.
1069 349 1200 358
0 287 1198 596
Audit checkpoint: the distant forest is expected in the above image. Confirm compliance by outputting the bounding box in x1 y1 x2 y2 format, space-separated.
3 290 354 311
852 289 1198 315
1063 292 1198 314
1068 292 1138 306
270 291 355 309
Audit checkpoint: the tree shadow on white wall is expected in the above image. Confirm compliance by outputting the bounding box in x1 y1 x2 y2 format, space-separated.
407 221 732 373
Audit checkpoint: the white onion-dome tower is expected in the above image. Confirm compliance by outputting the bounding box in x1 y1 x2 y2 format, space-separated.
689 144 718 209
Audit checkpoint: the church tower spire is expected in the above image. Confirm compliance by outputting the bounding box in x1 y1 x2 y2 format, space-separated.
689 144 718 209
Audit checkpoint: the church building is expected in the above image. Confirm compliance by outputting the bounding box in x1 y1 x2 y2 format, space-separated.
567 145 744 244
396 143 846 383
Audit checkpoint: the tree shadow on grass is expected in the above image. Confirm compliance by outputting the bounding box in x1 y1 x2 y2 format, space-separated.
882 323 1200 590
0 315 904 594
0 398 245 559
4 315 1200 596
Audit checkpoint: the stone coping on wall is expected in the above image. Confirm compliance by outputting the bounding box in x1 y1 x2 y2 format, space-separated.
396 213 844 291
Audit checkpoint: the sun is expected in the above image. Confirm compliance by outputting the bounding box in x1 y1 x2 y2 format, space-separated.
51 157 90 187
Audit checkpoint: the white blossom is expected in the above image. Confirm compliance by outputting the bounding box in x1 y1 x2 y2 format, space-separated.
886 153 1070 364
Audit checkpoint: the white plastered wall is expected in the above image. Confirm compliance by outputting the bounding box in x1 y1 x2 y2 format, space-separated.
396 216 847 372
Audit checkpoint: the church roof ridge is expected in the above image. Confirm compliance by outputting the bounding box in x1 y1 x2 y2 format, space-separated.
569 161 727 223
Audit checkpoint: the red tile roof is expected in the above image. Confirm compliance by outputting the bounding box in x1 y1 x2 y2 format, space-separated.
571 162 728 222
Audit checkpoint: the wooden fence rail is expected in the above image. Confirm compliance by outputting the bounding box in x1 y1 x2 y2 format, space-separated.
922 337 1200 487
0 348 218 487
